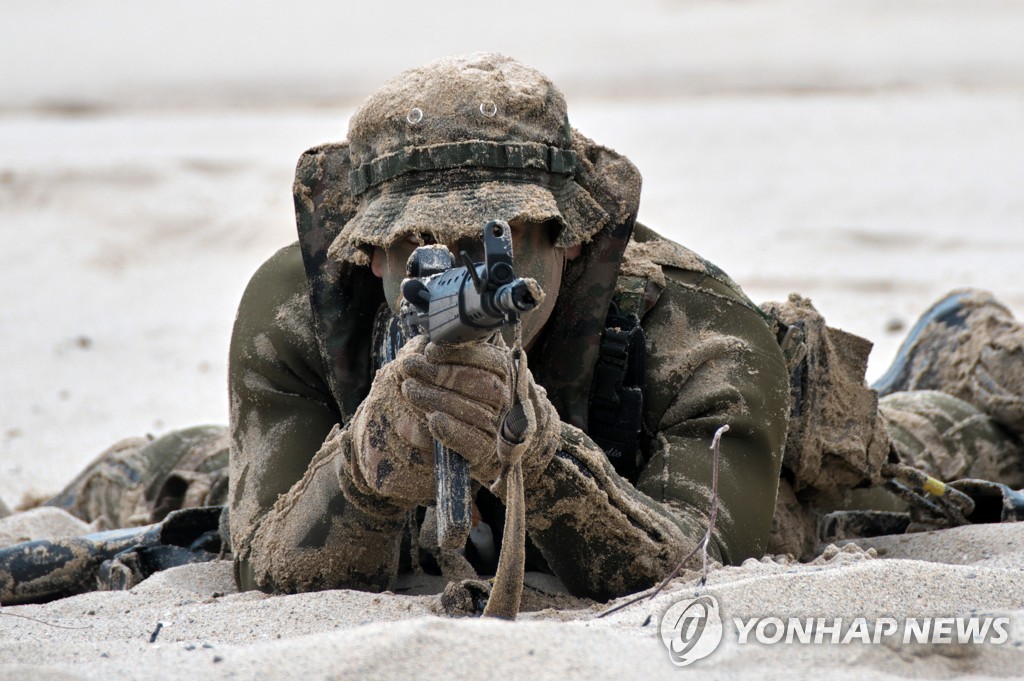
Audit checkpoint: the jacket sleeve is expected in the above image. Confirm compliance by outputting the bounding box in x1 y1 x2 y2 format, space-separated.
522 269 790 600
227 244 405 594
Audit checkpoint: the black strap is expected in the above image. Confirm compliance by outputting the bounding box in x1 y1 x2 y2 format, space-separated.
588 303 647 481
349 141 578 196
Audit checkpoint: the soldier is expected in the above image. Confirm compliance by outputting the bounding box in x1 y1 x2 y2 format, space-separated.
224 52 1024 600
16 53 1024 609
226 52 790 604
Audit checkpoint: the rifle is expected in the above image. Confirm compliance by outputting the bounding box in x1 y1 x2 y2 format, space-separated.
393 220 542 549
0 506 222 605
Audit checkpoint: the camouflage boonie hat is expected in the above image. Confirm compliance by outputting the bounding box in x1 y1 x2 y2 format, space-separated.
328 53 608 264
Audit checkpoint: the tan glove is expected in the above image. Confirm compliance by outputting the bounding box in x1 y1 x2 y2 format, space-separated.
346 335 437 509
346 333 562 511
399 339 561 496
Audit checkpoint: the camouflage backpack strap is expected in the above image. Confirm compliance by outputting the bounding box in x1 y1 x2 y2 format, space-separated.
587 275 651 481
588 225 777 481
529 130 641 431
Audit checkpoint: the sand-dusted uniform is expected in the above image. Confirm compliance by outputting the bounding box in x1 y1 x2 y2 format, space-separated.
226 53 1024 599
15 54 1024 608
226 132 792 600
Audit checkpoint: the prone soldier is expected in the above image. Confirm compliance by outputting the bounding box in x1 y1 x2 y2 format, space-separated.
6 53 1024 609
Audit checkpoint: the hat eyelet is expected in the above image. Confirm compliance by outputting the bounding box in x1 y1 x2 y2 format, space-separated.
479 101 497 118
407 108 424 124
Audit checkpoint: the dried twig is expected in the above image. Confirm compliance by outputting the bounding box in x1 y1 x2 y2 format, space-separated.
597 424 729 619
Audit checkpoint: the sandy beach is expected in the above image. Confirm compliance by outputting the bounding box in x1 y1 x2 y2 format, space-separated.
2 1 1024 677
2 516 1022 680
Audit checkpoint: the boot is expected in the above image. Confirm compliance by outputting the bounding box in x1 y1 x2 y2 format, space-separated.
879 390 1024 488
873 289 1024 435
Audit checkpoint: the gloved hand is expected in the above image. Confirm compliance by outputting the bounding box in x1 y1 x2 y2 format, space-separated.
345 335 437 509
399 338 562 496
344 334 562 510
401 338 562 621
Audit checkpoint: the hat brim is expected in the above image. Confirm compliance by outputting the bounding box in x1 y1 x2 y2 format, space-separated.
328 175 607 265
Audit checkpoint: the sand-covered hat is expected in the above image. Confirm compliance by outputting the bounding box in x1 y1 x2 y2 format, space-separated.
328 53 608 263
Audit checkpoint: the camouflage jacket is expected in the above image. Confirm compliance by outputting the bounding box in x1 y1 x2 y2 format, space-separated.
227 143 790 600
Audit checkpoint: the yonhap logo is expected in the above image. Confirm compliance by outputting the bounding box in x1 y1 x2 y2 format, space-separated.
655 592 1010 667
658 595 724 666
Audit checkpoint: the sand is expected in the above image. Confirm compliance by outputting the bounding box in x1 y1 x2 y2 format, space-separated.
3 1 1024 678
2 525 1023 680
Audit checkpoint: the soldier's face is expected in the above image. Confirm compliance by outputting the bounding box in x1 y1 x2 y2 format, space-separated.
371 219 579 349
